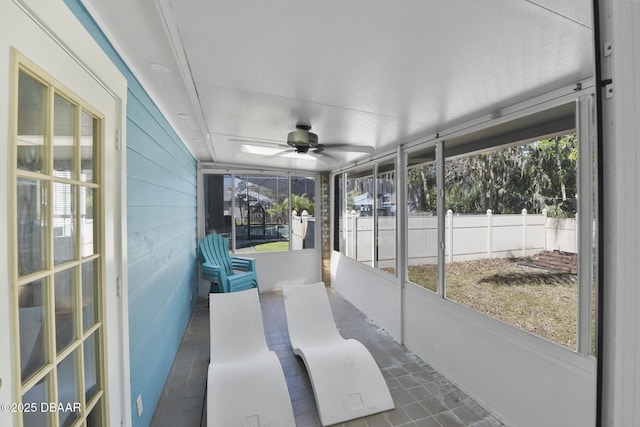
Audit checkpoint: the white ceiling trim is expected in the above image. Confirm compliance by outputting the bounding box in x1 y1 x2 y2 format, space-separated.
79 0 199 159
154 0 214 160
334 78 595 174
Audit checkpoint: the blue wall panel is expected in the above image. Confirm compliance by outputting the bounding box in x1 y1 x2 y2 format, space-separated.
64 2 198 426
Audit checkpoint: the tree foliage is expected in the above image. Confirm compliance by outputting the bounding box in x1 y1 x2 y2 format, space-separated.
290 193 315 215
267 193 315 224
267 199 288 224
407 134 577 217
407 165 437 214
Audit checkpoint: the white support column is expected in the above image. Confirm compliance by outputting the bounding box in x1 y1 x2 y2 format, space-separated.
231 174 237 253
542 208 548 251
436 140 445 297
598 1 640 426
521 208 528 257
396 147 407 345
577 95 596 356
575 211 580 254
352 214 358 260
288 175 293 251
372 163 379 269
487 209 493 258
447 209 454 264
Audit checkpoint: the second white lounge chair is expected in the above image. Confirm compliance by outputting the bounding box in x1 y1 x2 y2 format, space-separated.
283 282 394 426
207 288 295 427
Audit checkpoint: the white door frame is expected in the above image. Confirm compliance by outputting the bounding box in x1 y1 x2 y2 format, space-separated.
0 1 130 425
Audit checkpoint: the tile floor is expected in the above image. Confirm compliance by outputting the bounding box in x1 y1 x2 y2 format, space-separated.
151 288 505 427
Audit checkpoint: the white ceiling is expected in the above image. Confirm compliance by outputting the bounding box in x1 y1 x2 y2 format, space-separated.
82 0 593 171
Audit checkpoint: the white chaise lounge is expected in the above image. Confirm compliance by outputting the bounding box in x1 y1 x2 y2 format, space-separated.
282 282 394 426
207 288 295 427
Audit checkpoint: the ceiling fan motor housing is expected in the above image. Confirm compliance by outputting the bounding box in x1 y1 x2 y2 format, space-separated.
287 125 318 152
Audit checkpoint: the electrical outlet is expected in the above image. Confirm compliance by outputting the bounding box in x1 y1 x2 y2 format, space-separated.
136 394 143 417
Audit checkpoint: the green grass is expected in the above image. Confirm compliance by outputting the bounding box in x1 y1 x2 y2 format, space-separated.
252 241 290 252
406 258 579 350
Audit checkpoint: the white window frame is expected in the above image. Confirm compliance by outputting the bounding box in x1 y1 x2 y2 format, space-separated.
331 82 598 356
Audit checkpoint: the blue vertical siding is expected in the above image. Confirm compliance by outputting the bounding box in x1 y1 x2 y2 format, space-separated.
64 2 198 426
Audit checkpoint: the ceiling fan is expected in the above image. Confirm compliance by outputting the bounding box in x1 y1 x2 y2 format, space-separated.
230 124 375 159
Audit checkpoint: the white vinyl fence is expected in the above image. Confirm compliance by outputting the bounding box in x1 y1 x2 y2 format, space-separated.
344 209 578 267
291 211 315 250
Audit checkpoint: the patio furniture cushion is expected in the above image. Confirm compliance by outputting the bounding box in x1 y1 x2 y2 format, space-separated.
207 288 294 427
282 282 394 426
199 233 257 293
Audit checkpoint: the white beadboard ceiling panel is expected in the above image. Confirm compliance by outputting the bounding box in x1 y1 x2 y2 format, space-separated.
83 0 593 171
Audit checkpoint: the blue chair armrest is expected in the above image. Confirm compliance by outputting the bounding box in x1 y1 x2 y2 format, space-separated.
230 256 256 272
227 270 258 293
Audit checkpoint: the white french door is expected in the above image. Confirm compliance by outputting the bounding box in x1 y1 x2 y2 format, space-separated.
13 55 108 427
0 1 129 426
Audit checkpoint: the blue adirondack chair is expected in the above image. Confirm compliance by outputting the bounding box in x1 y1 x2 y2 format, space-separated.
198 233 258 293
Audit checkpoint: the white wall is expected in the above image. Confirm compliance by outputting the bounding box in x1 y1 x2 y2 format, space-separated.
331 252 401 341
403 283 596 427
255 249 322 291
198 248 322 294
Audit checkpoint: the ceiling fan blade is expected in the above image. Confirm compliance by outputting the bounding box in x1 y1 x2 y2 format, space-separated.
308 149 340 162
319 143 375 153
228 138 289 148
264 149 291 159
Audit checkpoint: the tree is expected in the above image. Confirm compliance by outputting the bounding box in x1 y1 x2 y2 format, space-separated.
407 134 577 217
267 199 288 224
290 193 315 215
525 135 577 216
407 165 437 214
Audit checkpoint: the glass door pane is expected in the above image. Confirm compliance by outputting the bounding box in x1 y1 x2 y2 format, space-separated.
17 178 47 276
53 93 76 179
80 111 96 183
17 72 46 173
84 331 100 402
19 278 48 382
80 186 96 257
82 259 98 331
54 267 76 353
53 183 76 265
22 374 51 426
57 349 80 427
